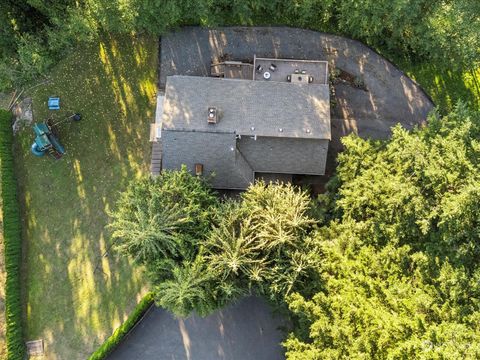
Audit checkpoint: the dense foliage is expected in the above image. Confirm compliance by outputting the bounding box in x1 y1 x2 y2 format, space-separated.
110 167 220 316
111 104 480 358
0 110 26 360
204 183 318 301
1 0 479 89
284 103 480 359
88 292 154 360
110 167 217 264
110 168 319 316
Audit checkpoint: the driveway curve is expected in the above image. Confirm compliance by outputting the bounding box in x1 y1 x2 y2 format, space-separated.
159 26 435 188
107 296 286 360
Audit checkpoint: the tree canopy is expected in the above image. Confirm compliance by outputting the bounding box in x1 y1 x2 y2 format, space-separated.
284 104 480 359
1 0 479 89
110 103 480 358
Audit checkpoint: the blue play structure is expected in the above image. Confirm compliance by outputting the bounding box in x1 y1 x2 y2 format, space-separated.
31 114 81 159
31 96 81 159
31 121 66 159
48 97 60 110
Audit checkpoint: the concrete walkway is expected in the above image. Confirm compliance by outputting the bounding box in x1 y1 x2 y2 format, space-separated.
107 297 286 360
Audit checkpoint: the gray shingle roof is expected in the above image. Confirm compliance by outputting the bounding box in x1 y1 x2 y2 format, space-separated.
162 131 254 190
162 76 331 140
238 137 329 175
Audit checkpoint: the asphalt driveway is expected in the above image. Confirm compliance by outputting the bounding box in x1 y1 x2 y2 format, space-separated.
107 296 286 360
159 27 434 191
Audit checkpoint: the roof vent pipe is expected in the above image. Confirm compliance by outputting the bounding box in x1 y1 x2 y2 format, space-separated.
207 107 218 124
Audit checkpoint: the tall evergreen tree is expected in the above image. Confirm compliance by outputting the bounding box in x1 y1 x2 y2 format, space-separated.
284 104 480 359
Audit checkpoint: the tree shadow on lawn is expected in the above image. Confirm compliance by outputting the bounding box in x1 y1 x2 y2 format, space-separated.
16 34 157 359
402 62 480 113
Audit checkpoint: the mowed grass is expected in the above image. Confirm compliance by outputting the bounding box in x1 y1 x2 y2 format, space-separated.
402 62 480 113
15 34 157 359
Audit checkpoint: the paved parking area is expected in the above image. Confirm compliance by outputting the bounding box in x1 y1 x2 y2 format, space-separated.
107 297 286 360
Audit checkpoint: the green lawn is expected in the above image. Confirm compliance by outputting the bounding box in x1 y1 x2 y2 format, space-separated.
401 62 480 113
15 34 157 359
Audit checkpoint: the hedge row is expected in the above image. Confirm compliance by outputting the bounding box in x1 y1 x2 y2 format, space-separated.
88 292 154 359
0 110 26 359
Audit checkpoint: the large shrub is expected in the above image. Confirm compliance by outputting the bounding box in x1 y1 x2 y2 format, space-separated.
111 174 318 316
205 182 317 300
110 166 218 265
284 231 480 359
0 110 26 359
110 166 221 315
333 103 480 263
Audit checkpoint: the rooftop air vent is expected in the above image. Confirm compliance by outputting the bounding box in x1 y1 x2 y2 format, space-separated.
208 107 218 124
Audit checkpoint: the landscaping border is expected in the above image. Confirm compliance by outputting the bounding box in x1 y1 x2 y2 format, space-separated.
88 292 154 360
0 109 26 360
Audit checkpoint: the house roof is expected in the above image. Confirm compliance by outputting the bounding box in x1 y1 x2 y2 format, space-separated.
237 136 329 176
161 76 331 140
161 131 254 190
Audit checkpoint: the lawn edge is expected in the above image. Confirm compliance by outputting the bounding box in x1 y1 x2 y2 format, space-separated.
87 292 154 360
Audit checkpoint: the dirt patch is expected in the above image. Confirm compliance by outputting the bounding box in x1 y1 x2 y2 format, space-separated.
12 97 33 133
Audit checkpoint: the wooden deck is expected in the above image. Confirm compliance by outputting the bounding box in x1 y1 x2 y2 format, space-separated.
150 140 162 175
211 61 253 80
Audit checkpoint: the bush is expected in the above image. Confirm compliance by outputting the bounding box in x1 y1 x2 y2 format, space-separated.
110 167 218 265
0 109 26 359
88 292 154 360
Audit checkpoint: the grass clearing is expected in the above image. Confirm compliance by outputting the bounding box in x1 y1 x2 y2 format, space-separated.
15 34 157 359
401 62 480 113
